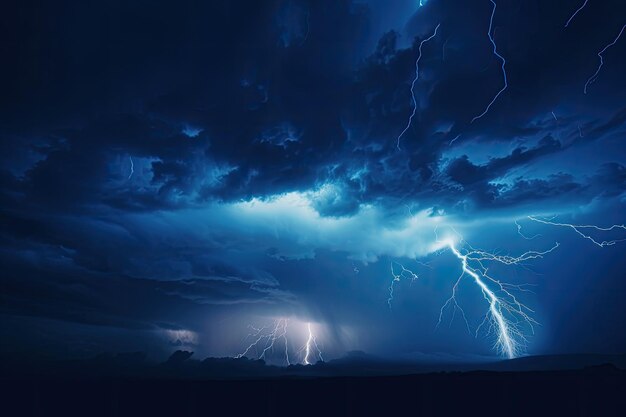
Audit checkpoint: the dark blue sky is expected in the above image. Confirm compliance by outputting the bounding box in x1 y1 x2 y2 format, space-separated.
1 0 625 363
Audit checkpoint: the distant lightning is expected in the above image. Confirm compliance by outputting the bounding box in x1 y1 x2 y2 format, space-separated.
471 0 508 123
237 319 324 366
301 323 324 365
449 134 461 146
564 0 589 28
584 24 626 94
128 156 134 180
396 23 441 150
528 216 626 247
236 319 290 365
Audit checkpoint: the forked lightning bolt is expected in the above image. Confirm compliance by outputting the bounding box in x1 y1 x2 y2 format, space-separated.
528 216 626 247
300 323 324 365
584 24 626 94
237 319 323 365
388 261 420 308
396 23 441 150
389 228 558 359
236 319 290 365
471 0 508 123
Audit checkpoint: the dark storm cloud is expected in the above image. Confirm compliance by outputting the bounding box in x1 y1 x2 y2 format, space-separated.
2 0 624 216
1 0 625 358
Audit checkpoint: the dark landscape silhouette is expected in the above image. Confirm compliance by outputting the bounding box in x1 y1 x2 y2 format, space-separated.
2 351 625 416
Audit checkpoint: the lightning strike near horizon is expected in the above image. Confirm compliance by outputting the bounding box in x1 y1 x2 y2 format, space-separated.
528 216 626 247
236 319 291 365
440 234 559 358
390 225 559 359
471 0 508 123
300 323 324 365
584 24 626 94
396 23 441 150
564 0 588 28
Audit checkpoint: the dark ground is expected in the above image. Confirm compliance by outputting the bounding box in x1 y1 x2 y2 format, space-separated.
1 354 625 416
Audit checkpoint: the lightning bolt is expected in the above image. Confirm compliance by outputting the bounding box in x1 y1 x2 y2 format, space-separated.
396 23 441 150
515 219 541 240
300 323 324 365
128 156 134 180
584 24 626 94
236 318 291 365
528 216 626 247
471 0 508 123
388 261 420 308
564 0 589 28
443 237 559 359
390 226 559 359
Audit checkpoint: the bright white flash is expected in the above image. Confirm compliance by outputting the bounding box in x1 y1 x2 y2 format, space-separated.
236 319 291 365
396 23 441 150
443 240 559 359
301 323 324 365
389 230 558 359
236 319 323 366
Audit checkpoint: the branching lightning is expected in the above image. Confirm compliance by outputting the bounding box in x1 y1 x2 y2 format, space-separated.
516 219 541 240
528 216 626 247
389 226 558 359
584 24 626 94
128 156 134 180
564 0 589 28
471 0 508 123
300 323 324 365
237 319 324 366
236 319 291 365
396 23 441 150
388 261 420 308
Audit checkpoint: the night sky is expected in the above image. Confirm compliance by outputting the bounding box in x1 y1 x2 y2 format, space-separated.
1 0 625 364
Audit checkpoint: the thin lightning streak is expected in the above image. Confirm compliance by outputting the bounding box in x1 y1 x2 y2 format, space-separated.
564 0 589 28
388 261 420 308
471 0 508 123
128 156 134 179
515 219 541 240
584 25 626 94
528 216 626 247
578 124 584 138
396 23 441 150
551 111 558 122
